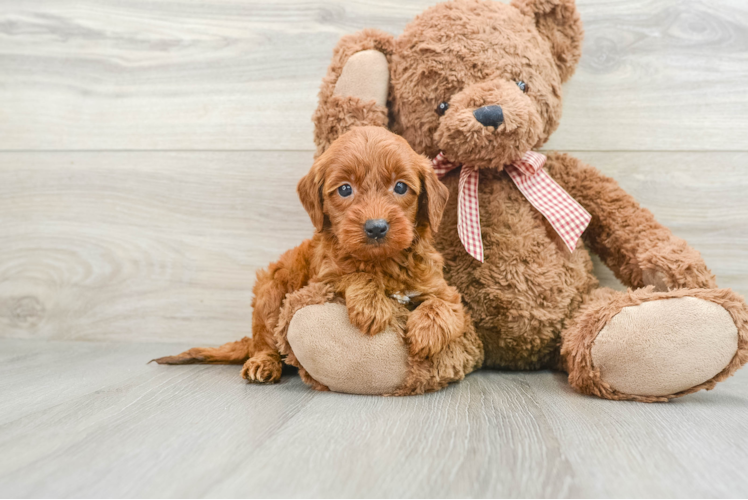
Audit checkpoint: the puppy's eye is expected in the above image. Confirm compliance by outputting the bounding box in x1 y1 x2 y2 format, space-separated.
337 184 352 197
394 182 408 195
517 81 528 93
436 101 450 116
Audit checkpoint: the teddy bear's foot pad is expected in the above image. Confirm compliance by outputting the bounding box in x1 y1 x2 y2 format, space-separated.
591 297 738 397
287 303 409 395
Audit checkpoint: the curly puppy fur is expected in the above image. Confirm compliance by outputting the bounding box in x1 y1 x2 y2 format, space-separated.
310 0 748 400
154 127 483 393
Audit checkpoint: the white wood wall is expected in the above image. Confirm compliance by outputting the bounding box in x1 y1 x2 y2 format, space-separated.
1 0 746 344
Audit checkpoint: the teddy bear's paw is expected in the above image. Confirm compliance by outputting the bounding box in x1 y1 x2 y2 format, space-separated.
333 50 389 107
642 268 669 292
287 303 408 395
241 353 282 384
591 297 738 397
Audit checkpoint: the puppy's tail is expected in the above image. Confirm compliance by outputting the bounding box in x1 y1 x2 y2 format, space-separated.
150 337 255 365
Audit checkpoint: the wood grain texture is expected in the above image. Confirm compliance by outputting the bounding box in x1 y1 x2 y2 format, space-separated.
1 1 746 498
1 151 745 343
532 372 748 498
0 151 313 344
0 338 747 498
0 0 747 151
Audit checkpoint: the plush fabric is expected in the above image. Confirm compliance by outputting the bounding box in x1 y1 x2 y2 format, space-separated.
288 303 409 395
562 287 748 402
591 297 738 397
312 29 395 158
300 0 748 401
333 50 390 108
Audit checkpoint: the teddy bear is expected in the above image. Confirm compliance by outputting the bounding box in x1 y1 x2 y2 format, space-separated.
284 0 748 401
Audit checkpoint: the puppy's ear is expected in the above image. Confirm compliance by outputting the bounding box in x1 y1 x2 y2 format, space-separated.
297 156 328 232
416 156 449 233
511 0 584 83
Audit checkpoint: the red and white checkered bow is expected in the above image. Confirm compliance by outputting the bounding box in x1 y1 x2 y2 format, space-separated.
432 151 591 262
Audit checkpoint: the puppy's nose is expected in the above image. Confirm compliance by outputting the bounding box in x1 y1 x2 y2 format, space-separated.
473 105 504 128
364 219 389 240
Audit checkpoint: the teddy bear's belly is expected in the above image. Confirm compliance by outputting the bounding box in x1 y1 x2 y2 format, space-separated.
435 171 598 370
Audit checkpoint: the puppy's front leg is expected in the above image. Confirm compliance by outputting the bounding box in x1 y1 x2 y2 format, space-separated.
339 275 396 336
406 286 465 359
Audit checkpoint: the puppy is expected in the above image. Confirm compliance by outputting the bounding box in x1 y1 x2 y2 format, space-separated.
154 127 468 385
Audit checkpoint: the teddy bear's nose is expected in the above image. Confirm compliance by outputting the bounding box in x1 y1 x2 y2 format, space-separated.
473 105 504 128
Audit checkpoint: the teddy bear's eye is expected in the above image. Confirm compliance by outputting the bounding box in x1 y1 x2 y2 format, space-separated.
337 184 352 197
394 181 408 195
517 81 528 93
436 101 450 116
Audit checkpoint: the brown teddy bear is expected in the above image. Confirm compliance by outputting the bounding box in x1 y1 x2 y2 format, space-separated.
286 0 748 401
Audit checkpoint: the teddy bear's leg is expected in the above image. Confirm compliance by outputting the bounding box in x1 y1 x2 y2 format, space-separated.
285 303 483 396
287 303 411 395
313 29 395 156
275 283 484 395
561 287 748 402
274 282 410 394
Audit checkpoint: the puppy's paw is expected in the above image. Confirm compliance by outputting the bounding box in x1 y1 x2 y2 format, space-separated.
241 353 282 384
406 300 463 359
406 322 447 359
346 296 394 336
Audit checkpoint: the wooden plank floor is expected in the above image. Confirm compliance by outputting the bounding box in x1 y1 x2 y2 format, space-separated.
1 0 748 497
0 339 747 498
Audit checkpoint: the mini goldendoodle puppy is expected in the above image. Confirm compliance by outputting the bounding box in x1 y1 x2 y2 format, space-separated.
154 127 482 394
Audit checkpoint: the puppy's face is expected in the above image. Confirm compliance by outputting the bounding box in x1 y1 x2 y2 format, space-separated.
298 127 449 261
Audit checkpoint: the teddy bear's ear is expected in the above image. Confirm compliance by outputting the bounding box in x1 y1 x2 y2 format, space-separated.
511 0 584 82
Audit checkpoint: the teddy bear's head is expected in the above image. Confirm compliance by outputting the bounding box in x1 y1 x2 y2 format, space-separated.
390 0 583 169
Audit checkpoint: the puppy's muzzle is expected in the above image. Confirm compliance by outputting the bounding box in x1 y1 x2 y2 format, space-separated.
364 219 389 240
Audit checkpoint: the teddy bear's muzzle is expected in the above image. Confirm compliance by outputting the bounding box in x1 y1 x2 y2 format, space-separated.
431 77 545 170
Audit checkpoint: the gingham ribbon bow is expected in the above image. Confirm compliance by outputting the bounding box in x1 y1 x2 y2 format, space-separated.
432 151 591 262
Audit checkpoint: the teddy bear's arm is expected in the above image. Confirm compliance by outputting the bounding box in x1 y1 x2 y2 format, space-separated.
544 152 717 291
313 29 395 157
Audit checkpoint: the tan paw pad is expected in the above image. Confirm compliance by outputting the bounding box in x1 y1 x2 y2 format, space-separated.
333 50 389 107
591 297 738 396
287 303 408 395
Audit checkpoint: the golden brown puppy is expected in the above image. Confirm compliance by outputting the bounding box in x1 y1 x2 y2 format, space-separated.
154 126 469 385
